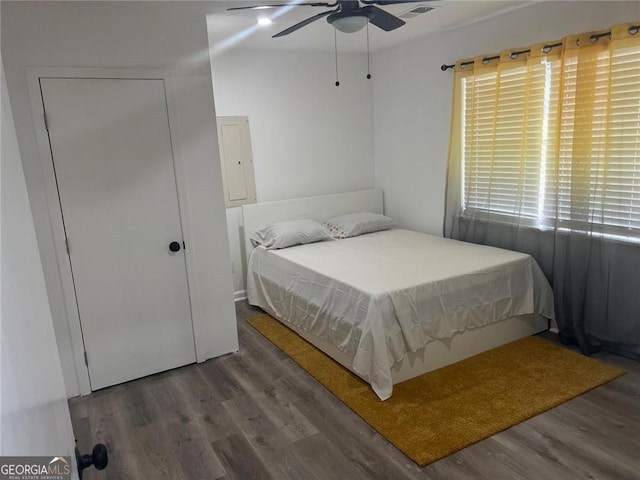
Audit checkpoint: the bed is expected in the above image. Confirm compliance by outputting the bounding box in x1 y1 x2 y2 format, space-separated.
242 189 555 400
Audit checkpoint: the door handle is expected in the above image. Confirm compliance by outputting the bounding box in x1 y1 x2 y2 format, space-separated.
76 443 108 479
169 241 181 252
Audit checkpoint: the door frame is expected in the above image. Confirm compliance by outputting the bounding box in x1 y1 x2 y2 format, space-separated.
27 67 198 396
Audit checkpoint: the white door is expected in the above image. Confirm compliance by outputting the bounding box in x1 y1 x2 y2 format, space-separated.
40 78 196 390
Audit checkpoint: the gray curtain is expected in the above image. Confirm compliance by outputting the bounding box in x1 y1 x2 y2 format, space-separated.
446 218 640 359
443 22 640 360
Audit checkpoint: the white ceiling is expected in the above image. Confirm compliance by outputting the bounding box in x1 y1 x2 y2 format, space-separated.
207 0 537 53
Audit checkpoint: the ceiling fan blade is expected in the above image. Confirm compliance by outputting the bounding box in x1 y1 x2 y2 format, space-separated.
362 5 405 31
272 9 336 37
361 0 432 4
228 2 335 11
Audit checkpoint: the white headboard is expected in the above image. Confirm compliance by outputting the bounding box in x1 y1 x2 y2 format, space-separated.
241 189 383 266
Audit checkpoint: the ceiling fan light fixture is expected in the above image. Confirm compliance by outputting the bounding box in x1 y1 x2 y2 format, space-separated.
328 13 369 34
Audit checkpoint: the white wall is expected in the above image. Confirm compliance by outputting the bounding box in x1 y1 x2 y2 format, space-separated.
1 58 76 470
373 0 640 236
1 1 238 397
209 47 375 295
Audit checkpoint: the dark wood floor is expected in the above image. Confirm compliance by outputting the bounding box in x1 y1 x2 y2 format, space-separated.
70 301 640 480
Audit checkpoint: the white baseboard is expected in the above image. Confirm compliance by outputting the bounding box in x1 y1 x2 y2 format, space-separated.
234 290 247 302
550 327 559 334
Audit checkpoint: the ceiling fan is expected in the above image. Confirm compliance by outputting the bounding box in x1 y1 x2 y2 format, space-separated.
228 0 427 38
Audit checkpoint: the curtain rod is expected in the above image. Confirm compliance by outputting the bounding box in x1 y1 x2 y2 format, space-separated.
440 24 640 72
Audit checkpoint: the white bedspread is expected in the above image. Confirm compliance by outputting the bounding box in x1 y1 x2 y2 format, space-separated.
247 229 555 400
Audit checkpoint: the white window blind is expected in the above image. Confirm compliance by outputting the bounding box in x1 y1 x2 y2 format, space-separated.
557 45 640 234
461 41 640 238
462 59 560 221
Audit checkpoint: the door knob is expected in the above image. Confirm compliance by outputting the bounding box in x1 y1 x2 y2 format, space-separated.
169 241 181 252
76 443 108 479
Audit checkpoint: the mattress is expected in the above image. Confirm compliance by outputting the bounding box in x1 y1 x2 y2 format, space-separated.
247 229 555 400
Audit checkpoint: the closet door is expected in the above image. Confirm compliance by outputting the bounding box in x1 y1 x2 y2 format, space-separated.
41 78 195 390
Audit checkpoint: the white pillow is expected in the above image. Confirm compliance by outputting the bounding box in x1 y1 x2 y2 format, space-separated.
323 212 396 239
250 219 332 250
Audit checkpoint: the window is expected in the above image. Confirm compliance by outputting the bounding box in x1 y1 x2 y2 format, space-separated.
462 57 560 224
556 44 640 235
458 27 640 239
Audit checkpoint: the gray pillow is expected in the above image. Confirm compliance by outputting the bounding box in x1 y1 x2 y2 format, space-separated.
323 212 396 239
250 219 332 250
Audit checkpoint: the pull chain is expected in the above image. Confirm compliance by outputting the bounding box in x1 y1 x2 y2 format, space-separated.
334 29 340 86
366 20 372 79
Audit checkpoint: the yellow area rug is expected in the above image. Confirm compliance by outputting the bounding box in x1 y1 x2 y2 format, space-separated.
248 314 624 466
